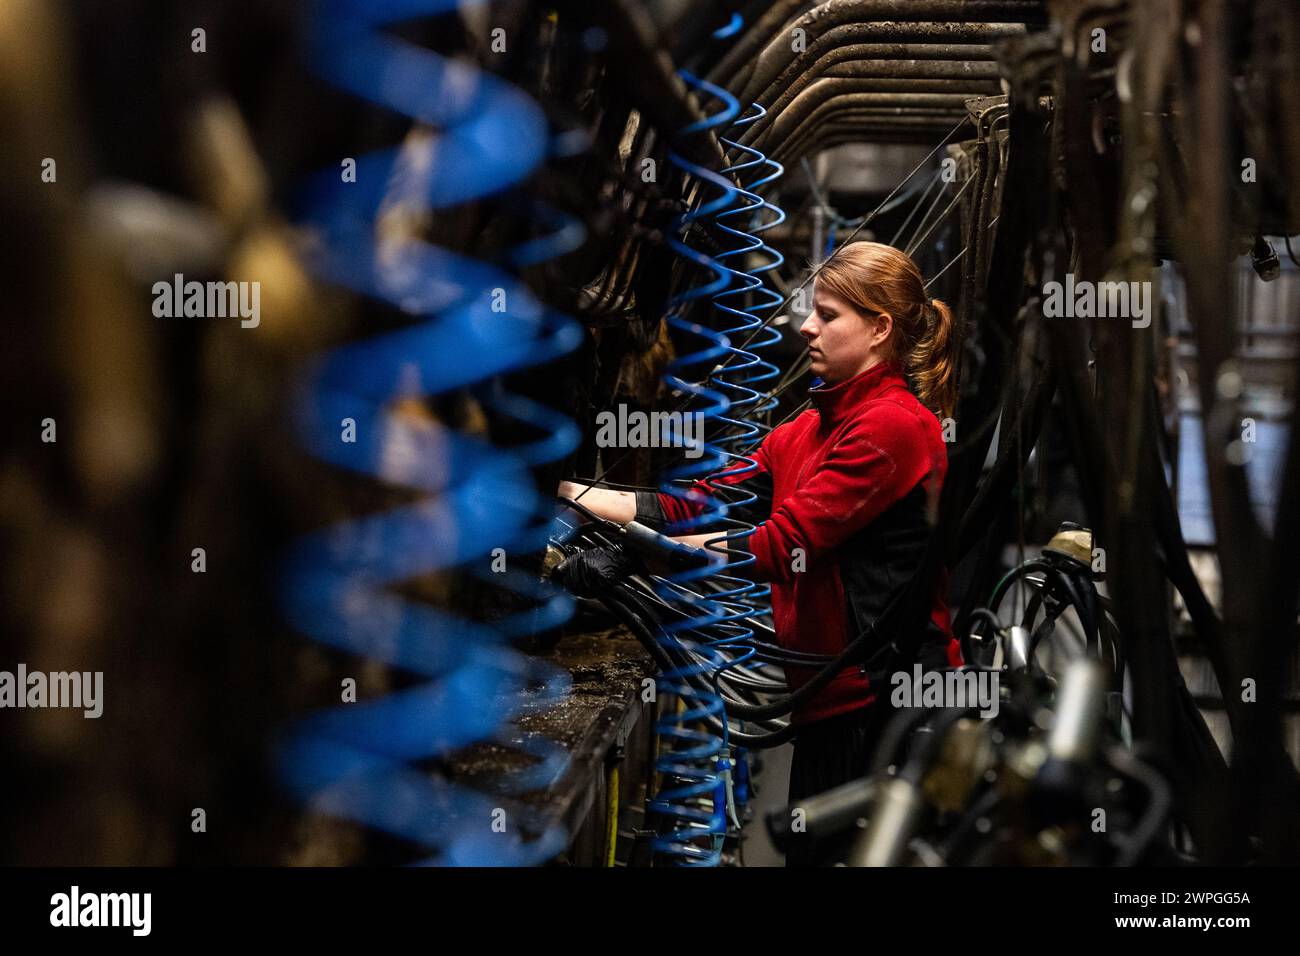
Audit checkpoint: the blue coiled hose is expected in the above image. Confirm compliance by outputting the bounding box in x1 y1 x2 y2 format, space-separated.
646 69 786 864
642 69 742 866
276 0 584 866
702 100 786 634
705 99 787 807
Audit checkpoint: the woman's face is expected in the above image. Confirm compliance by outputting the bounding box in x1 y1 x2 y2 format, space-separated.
800 281 892 385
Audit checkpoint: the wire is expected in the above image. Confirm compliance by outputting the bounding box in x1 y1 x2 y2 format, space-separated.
906 176 976 258
803 156 929 229
557 495 622 529
889 170 945 247
925 246 966 286
923 215 999 287
899 176 952 253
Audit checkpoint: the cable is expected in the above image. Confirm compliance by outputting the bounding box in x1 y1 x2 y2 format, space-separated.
898 175 952 253
905 175 975 258
890 169 945 246
1104 745 1172 866
803 156 929 229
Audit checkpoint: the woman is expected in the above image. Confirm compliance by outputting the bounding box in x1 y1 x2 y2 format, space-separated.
559 241 963 863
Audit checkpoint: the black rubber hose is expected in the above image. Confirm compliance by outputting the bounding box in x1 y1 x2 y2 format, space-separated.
599 591 796 747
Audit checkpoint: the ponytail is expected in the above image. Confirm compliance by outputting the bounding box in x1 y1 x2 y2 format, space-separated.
908 297 958 420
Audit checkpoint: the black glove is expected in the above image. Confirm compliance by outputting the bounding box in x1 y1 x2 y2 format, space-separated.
552 546 642 598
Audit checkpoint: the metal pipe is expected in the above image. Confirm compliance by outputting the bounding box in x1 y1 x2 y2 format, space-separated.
731 0 1044 96
822 59 1001 80
740 21 1026 105
974 111 1007 287
847 777 926 867
777 125 961 163
835 42 998 70
754 43 999 111
779 110 966 158
743 70 1003 148
770 93 974 142
748 52 1000 136
705 0 807 89
755 91 976 117
784 41 999 63
1047 660 1108 765
747 78 998 152
772 106 968 163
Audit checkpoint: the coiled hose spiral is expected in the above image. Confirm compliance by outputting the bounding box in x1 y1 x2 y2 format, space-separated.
276 0 584 866
645 68 787 863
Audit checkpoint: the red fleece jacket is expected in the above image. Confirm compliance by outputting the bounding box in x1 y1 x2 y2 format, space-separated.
657 360 961 724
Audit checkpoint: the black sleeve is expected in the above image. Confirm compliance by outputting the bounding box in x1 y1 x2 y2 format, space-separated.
634 491 670 531
634 473 775 534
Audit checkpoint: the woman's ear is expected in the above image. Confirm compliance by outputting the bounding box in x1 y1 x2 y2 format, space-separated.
871 311 894 349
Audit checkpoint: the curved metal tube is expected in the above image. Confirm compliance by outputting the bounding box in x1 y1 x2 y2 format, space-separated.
705 0 809 88
772 107 967 163
726 0 1043 95
739 21 1024 106
777 125 958 163
740 56 999 145
745 77 997 153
